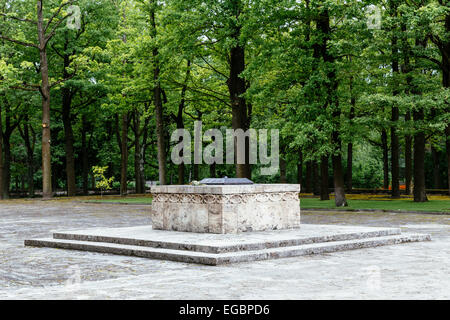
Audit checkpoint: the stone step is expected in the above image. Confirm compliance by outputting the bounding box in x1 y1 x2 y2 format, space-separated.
25 237 219 265
24 232 430 266
50 224 403 254
217 233 431 265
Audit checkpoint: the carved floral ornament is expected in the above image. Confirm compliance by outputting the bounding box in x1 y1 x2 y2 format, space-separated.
151 192 299 204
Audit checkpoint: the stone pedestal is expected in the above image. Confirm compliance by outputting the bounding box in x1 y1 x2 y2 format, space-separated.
25 185 432 266
150 184 300 234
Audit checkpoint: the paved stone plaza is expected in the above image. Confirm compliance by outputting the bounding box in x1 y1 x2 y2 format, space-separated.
0 200 449 299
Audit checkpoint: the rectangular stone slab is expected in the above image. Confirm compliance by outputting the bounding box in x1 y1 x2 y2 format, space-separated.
49 224 403 253
150 184 301 234
24 224 431 266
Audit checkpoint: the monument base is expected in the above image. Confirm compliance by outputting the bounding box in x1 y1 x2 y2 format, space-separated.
25 224 430 265
150 184 301 233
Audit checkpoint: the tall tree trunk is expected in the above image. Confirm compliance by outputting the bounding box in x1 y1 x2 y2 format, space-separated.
431 146 442 189
23 121 35 197
141 112 149 189
209 163 216 178
120 113 128 196
320 156 330 200
429 107 442 189
411 36 429 202
81 115 89 195
312 161 320 195
229 44 251 179
37 0 52 198
2 134 10 199
297 149 303 191
18 115 36 197
400 20 413 196
391 108 400 198
193 164 199 181
139 127 146 192
346 142 353 192
176 60 190 185
0 104 3 200
441 16 450 194
90 171 95 191
62 87 76 196
118 7 129 194
133 111 144 194
316 8 347 206
228 1 251 179
61 34 76 197
305 161 312 193
435 9 450 194
413 108 428 202
0 0 3 185
150 2 167 185
446 125 450 195
280 157 287 183
381 130 389 189
178 162 185 184
405 113 413 195
332 135 347 206
154 72 166 185
1 103 15 199
390 1 400 198
135 111 146 193
346 72 355 192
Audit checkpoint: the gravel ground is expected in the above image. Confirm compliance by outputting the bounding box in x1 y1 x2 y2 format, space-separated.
0 200 448 299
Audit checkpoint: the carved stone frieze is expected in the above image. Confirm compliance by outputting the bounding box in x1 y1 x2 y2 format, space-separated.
152 192 299 204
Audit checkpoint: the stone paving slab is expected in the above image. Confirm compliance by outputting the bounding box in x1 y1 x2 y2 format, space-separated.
24 224 429 265
50 224 403 253
0 201 448 299
25 232 430 265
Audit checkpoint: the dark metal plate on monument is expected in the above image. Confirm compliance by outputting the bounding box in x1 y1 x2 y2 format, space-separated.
199 177 254 185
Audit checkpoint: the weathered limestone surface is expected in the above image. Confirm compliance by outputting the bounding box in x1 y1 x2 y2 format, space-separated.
150 184 301 233
25 224 431 265
0 201 447 299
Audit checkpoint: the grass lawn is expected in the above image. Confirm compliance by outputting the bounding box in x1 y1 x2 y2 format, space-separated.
82 194 450 213
300 197 450 213
84 197 152 204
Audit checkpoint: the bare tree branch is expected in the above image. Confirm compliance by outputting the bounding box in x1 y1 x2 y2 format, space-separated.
51 43 65 58
49 76 71 89
0 35 38 48
45 12 74 43
44 0 74 32
10 85 39 92
199 56 229 79
417 55 443 69
0 13 37 24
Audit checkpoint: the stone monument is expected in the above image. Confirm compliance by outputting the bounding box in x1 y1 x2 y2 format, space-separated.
25 179 431 265
151 179 300 234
